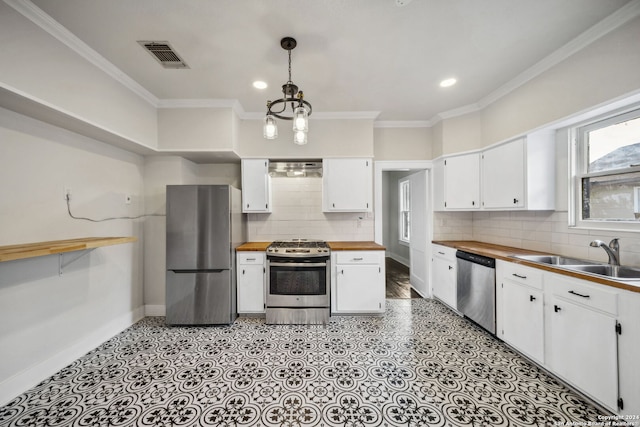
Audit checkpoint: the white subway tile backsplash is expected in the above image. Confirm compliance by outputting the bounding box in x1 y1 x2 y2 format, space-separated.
431 209 640 268
247 177 374 242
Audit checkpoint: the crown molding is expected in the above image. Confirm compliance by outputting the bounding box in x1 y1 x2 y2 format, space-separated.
240 110 380 120
478 0 640 109
374 120 431 128
4 0 159 107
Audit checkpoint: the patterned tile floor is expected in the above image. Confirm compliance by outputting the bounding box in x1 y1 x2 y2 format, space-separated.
0 299 608 426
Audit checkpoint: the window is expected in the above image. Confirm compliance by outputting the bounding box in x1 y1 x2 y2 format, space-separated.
399 179 410 243
571 107 640 230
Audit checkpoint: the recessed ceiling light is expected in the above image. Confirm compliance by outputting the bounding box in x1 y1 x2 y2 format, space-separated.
253 81 268 89
395 0 413 6
440 78 457 88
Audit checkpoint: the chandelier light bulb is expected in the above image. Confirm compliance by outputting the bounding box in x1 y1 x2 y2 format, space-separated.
293 106 308 132
294 130 308 145
263 115 278 139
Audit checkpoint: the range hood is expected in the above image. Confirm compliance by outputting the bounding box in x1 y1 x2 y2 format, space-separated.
268 160 323 178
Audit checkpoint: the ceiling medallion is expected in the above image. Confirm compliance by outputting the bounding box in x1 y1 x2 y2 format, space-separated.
263 37 312 145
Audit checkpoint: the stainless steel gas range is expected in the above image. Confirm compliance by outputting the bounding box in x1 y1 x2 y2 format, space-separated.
265 239 330 325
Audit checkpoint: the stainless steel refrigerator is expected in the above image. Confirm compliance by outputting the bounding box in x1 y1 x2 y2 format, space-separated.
166 185 246 325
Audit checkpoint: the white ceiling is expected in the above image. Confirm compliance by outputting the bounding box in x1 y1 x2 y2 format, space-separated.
24 0 635 122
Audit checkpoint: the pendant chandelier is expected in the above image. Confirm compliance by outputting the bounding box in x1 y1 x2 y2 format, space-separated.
263 37 312 145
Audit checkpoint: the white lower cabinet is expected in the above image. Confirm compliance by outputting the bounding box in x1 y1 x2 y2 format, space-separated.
497 260 625 412
331 251 385 314
431 244 457 309
546 274 619 411
497 262 544 363
236 252 265 314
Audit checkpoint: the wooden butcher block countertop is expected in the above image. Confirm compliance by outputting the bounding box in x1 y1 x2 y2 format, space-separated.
328 241 385 251
433 240 640 293
0 237 137 262
236 242 271 251
236 241 385 251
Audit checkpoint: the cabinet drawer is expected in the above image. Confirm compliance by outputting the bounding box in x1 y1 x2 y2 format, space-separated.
237 252 265 265
335 251 381 265
499 261 543 290
550 275 617 316
432 244 456 261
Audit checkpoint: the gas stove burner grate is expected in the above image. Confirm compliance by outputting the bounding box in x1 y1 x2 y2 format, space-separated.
267 239 330 257
270 239 329 249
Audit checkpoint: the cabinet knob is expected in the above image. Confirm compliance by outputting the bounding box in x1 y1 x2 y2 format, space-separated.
472 201 475 206
554 305 562 313
448 265 453 270
530 295 536 302
513 198 519 204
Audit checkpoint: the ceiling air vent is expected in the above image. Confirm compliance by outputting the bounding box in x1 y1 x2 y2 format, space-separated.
138 41 189 69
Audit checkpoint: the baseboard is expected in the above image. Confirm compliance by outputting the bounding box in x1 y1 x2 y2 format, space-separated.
388 253 410 267
0 306 145 407
145 304 166 316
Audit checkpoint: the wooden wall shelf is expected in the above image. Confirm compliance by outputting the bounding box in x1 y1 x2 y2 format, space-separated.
0 237 137 263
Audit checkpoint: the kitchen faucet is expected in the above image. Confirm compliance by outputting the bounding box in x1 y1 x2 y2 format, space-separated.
589 238 620 266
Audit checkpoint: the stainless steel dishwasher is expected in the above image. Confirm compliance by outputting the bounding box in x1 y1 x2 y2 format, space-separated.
456 250 496 334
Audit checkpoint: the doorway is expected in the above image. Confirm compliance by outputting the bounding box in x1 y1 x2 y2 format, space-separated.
375 161 433 299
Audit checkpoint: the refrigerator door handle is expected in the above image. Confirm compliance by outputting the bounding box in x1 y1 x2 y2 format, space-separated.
170 269 226 273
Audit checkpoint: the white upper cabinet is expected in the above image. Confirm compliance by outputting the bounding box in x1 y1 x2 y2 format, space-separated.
481 132 555 210
482 137 525 208
437 130 555 211
443 153 480 210
322 158 372 212
241 159 272 213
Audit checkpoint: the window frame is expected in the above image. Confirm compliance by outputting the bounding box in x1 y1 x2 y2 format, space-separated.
399 179 410 244
569 105 640 232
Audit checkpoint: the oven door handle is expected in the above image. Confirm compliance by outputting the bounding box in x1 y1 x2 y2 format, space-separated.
269 262 327 267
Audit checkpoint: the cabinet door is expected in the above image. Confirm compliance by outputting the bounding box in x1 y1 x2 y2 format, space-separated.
242 159 271 213
444 153 480 209
323 158 372 212
237 264 265 313
482 138 525 208
501 281 544 363
335 264 383 313
432 255 456 309
549 296 618 410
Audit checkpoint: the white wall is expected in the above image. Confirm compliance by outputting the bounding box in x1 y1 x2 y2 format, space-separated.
481 16 640 146
247 176 374 242
239 118 374 158
0 3 158 149
0 107 144 405
374 127 432 160
158 107 237 151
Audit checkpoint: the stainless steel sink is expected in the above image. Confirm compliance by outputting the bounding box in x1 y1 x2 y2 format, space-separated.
564 264 640 280
513 254 597 266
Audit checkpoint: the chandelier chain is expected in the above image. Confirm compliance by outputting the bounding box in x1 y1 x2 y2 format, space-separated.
288 49 292 84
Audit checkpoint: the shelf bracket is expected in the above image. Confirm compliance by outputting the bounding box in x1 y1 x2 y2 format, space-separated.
59 249 95 276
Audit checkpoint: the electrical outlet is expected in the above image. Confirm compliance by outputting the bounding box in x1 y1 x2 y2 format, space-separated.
125 194 132 205
63 186 72 201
